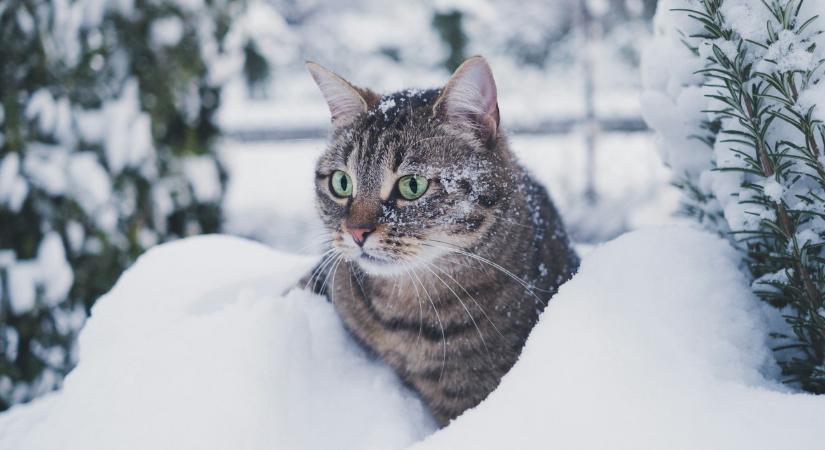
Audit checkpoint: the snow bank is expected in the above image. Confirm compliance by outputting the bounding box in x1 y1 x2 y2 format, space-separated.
0 235 435 450
414 227 825 450
3 228 824 449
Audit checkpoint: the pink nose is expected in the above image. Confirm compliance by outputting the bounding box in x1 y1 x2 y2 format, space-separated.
348 225 375 247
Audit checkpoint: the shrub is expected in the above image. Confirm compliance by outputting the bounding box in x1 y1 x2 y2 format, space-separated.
0 0 262 409
643 0 825 391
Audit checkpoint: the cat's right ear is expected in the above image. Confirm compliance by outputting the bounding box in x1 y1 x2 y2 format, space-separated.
433 56 500 142
306 62 378 127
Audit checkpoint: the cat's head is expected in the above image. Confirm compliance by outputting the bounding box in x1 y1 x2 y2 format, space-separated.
309 56 513 276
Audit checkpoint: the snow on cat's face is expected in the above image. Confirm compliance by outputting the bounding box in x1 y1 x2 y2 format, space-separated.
308 58 506 276
313 89 509 276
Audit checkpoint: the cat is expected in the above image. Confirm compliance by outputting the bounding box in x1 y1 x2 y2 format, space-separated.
300 56 579 426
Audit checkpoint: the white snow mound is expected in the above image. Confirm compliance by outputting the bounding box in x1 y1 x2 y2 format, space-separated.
2 228 825 449
414 227 825 450
0 235 435 450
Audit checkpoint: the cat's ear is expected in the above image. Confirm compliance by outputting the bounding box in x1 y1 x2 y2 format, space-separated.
433 56 500 141
306 61 379 127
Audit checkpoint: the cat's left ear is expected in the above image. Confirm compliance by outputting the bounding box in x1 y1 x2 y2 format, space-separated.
306 61 380 127
433 56 500 141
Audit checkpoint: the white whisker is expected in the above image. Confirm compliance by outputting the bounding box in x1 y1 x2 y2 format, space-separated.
415 257 490 358
304 248 339 291
426 259 504 339
408 265 447 381
423 241 550 307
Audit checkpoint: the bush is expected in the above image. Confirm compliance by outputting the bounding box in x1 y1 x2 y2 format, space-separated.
0 0 262 409
643 0 825 392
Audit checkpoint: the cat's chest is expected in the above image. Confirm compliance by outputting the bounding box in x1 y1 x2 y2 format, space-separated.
330 267 454 367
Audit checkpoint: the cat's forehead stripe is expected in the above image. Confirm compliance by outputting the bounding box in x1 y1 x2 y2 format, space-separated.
392 144 406 172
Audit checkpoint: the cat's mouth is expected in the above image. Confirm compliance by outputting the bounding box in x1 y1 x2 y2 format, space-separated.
359 252 392 265
354 249 408 276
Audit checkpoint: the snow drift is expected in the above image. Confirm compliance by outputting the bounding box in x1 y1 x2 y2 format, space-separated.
0 236 435 450
2 227 825 449
415 228 825 449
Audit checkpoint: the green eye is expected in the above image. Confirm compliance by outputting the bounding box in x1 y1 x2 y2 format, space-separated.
330 170 353 197
398 175 429 200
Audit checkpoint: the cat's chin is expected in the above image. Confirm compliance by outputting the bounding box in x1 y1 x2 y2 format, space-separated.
353 253 409 277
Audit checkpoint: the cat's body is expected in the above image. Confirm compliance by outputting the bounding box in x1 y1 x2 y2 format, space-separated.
301 58 578 426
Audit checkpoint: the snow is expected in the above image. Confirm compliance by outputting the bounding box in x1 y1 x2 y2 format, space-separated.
0 152 28 212
643 0 825 237
762 178 784 204
0 235 435 450
378 97 397 115
7 263 37 315
6 232 73 315
3 228 824 448
23 144 69 196
19 145 117 230
182 156 222 203
3 0 280 410
758 29 815 73
221 140 327 252
413 227 825 450
11 1 825 444
36 232 74 306
641 0 825 360
150 16 185 48
718 0 773 43
67 152 112 217
215 0 647 135
101 80 156 175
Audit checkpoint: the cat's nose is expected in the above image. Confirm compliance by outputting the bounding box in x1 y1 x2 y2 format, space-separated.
348 225 375 247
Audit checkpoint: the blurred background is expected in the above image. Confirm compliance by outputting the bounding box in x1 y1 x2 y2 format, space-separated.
0 0 678 410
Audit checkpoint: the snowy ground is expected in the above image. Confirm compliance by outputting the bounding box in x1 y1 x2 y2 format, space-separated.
221 131 683 253
3 228 824 449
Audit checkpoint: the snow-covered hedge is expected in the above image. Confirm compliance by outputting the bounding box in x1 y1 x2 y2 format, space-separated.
2 228 824 449
0 0 264 409
642 0 825 392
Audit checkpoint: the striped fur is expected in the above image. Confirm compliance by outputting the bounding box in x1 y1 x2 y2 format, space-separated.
302 59 579 426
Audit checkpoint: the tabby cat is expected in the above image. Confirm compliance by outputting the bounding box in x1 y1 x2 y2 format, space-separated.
301 56 579 426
